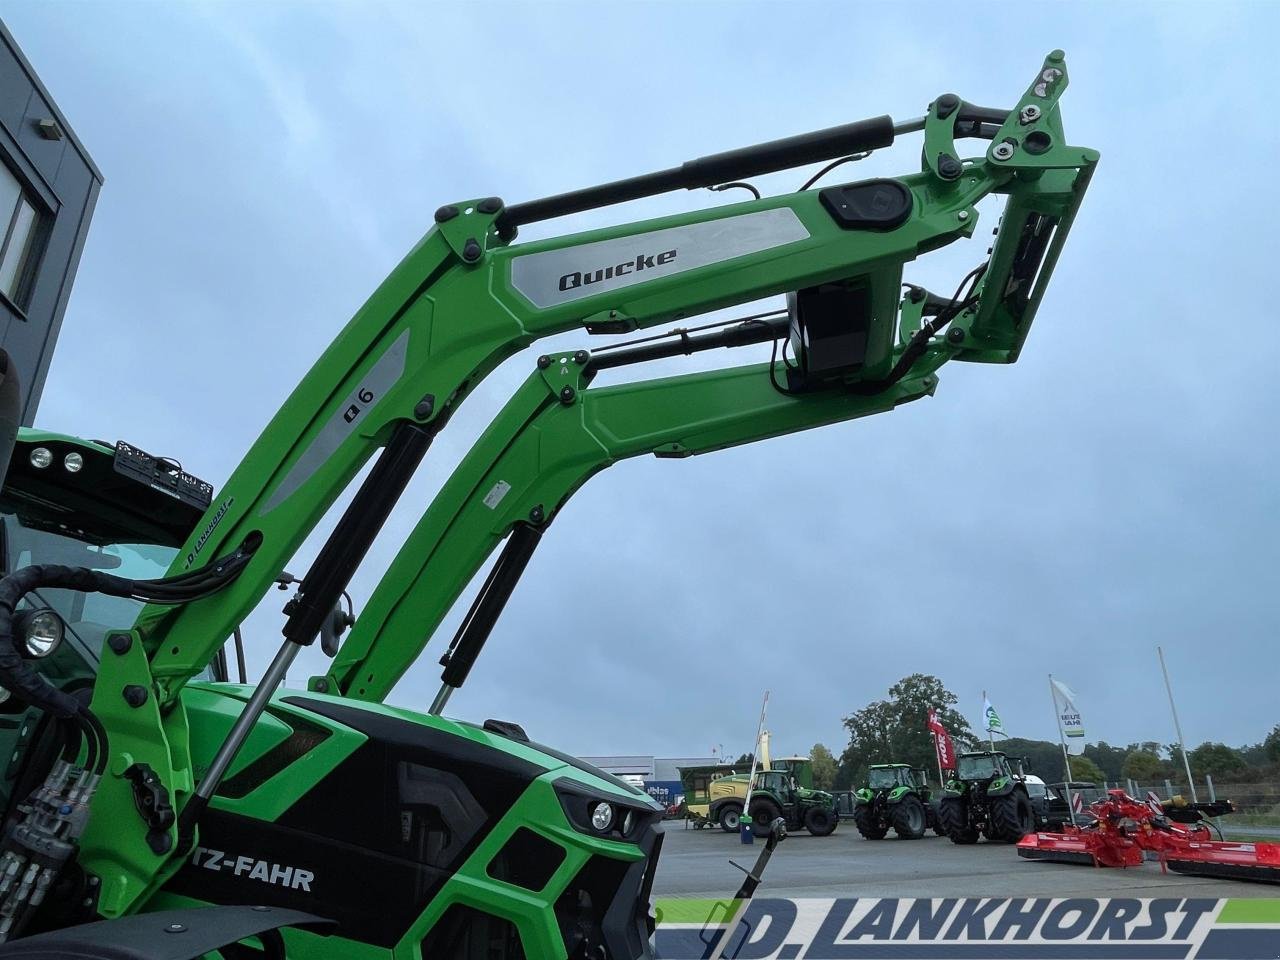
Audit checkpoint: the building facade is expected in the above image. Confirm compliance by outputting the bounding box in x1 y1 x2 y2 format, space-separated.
581 755 722 806
0 20 101 424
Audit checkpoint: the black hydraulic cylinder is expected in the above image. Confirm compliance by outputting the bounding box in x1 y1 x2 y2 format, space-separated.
497 115 895 232
439 523 543 690
586 316 788 374
282 421 435 646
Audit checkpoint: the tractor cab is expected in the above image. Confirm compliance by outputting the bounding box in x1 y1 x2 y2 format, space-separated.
0 430 211 817
865 763 927 791
754 769 796 799
956 751 1014 782
954 751 1033 785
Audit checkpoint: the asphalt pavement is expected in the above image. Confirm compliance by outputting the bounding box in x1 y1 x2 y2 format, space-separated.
651 822 1276 900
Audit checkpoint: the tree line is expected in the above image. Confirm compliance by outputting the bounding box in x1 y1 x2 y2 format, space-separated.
798 673 1280 792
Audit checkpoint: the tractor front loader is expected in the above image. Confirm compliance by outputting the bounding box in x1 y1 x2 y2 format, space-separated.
937 751 1037 844
852 764 939 840
0 51 1095 959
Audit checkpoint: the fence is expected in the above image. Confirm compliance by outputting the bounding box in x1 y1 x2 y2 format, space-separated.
1101 778 1280 822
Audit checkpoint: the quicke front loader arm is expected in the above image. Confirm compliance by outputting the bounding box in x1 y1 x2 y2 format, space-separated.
136 49 1092 706
323 324 940 704
0 51 1096 927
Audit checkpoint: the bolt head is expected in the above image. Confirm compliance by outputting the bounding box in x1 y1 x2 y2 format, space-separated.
537 355 551 369
434 205 459 223
957 211 969 221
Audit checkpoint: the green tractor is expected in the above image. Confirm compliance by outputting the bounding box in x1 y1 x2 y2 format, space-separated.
937 751 1037 844
852 764 940 840
708 768 839 837
0 50 1096 958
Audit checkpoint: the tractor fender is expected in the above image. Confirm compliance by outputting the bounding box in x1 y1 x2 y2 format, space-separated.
0 906 333 959
985 777 1017 798
853 788 874 806
885 786 914 805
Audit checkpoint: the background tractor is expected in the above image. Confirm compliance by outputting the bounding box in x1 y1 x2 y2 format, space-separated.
852 764 940 840
938 751 1038 844
709 769 839 838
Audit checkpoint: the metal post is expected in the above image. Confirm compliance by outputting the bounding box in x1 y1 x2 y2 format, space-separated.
1157 646 1198 803
1165 778 1173 798
741 691 769 845
1049 674 1076 827
1206 774 1216 802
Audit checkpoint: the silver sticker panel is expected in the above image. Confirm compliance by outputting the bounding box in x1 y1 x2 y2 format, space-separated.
482 480 512 509
261 329 410 514
509 208 810 308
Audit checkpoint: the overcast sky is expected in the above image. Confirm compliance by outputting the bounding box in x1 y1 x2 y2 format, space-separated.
2 1 1276 764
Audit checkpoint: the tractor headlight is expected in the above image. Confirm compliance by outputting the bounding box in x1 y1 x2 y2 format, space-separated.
554 778 660 842
29 447 52 469
63 452 83 473
591 802 615 832
15 608 65 658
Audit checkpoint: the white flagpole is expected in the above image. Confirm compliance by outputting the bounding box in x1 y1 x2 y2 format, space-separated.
1157 646 1198 803
1049 674 1077 827
742 690 770 837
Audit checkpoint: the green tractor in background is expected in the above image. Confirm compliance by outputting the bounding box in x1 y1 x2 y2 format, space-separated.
708 768 839 837
938 751 1037 844
852 764 940 840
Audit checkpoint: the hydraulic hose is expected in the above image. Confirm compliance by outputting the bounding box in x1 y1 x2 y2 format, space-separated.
0 548 254 719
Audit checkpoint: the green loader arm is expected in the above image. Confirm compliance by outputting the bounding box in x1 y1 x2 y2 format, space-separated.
133 50 1094 707
322 341 939 703
51 51 1096 915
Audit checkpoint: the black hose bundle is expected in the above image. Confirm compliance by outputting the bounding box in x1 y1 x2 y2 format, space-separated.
0 548 254 720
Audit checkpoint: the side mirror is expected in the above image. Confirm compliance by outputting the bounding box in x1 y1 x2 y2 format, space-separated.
318 602 355 658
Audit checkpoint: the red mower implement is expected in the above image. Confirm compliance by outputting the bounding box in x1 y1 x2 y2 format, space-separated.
1017 789 1280 884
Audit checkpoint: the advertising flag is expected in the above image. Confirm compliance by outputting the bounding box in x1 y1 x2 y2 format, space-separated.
927 709 956 770
1051 677 1085 753
983 696 1004 735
